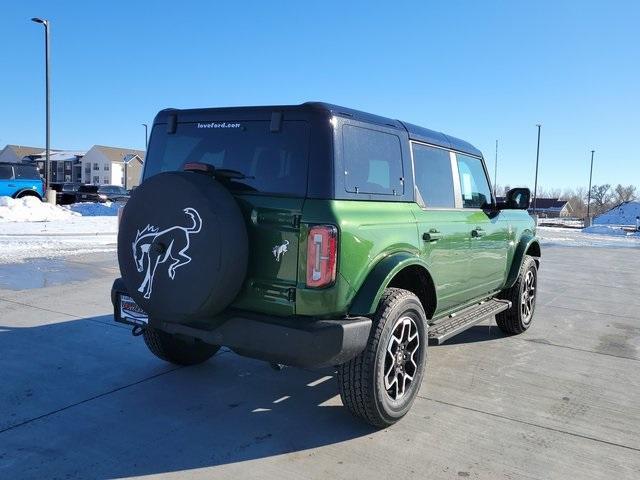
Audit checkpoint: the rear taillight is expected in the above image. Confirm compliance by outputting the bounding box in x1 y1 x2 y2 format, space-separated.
306 225 338 288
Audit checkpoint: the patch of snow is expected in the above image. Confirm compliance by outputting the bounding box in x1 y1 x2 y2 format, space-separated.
0 196 79 223
538 226 640 248
583 224 639 236
66 201 121 217
0 217 117 264
594 201 640 226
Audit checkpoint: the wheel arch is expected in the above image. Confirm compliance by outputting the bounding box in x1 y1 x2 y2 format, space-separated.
348 252 437 319
505 236 541 289
13 188 43 200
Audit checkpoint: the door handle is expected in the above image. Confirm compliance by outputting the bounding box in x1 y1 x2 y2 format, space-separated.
8 184 16 187
471 227 485 238
423 229 442 242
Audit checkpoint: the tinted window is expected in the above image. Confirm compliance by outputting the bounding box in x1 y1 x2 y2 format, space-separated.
456 154 491 208
412 144 455 208
15 165 40 179
342 125 404 195
0 165 13 180
78 185 99 193
144 121 309 196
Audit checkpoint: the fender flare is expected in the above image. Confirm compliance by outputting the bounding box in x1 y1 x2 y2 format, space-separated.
505 235 541 289
349 252 435 316
12 188 42 200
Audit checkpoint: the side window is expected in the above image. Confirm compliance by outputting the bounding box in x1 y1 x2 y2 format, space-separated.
0 165 13 180
411 144 455 208
15 165 39 179
342 124 403 195
456 154 492 208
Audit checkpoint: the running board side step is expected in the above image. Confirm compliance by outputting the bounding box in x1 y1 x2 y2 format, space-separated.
428 298 512 345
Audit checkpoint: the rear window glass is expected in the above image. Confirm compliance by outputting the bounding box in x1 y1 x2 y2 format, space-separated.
342 125 404 195
0 165 13 180
14 165 40 179
412 144 455 208
144 121 309 196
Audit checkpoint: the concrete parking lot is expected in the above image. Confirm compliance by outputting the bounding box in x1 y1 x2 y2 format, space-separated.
0 246 638 479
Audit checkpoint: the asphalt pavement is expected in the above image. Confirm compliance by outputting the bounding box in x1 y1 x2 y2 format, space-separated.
0 246 638 479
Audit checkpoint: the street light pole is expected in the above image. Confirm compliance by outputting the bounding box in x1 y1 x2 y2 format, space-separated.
533 124 541 215
31 17 51 199
142 123 148 149
493 139 498 198
586 150 595 223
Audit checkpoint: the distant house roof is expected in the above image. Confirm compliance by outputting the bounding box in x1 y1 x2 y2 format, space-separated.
91 145 145 164
531 198 568 210
1 144 47 160
497 196 569 212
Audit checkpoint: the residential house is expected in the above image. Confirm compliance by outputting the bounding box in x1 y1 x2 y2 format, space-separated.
81 145 145 188
529 198 573 218
496 196 575 218
0 145 46 163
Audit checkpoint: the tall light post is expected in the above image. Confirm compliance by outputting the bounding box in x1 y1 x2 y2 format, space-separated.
533 124 542 215
31 17 52 200
493 139 498 198
586 150 595 223
142 123 148 149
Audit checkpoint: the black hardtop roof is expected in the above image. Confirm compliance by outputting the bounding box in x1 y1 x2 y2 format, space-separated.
155 102 482 157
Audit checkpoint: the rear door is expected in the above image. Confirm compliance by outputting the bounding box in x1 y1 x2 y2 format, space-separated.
14 165 43 196
410 143 471 313
0 164 14 196
144 117 310 316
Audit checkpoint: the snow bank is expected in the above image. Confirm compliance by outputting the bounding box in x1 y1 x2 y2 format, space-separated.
583 224 639 236
66 202 120 216
594 201 640 226
0 216 118 264
538 226 640 248
0 196 80 223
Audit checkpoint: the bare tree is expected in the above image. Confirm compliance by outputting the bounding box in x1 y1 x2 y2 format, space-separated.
613 184 637 204
587 184 613 216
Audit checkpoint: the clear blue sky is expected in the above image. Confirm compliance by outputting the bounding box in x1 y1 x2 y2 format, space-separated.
1 0 638 190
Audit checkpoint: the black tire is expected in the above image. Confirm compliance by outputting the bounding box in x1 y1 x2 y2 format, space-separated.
117 171 248 324
337 288 428 428
15 190 42 201
496 255 538 335
143 327 220 366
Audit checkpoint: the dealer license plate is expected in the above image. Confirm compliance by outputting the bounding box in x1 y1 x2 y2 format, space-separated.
119 294 148 324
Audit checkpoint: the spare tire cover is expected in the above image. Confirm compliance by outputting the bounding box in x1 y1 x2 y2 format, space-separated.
118 171 248 322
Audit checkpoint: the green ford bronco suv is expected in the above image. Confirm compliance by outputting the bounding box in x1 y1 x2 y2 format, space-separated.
112 102 540 427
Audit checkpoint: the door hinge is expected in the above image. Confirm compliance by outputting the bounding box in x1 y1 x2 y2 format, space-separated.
287 288 296 302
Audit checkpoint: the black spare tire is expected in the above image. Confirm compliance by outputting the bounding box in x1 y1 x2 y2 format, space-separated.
118 171 248 323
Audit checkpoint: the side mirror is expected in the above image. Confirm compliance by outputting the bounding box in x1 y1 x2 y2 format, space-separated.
504 188 531 210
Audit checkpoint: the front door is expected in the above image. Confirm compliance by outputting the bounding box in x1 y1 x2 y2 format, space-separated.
454 153 510 299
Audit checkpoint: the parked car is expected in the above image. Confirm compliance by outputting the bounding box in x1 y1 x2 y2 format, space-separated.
75 184 106 203
98 185 130 203
49 182 82 205
0 162 44 200
111 102 541 428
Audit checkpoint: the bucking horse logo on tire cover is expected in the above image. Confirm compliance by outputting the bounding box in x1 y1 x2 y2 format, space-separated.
132 207 202 299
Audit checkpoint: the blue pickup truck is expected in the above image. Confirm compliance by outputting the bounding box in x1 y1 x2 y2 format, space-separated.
0 162 44 199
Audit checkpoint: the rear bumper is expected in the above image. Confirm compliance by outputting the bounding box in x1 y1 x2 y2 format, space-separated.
111 278 371 369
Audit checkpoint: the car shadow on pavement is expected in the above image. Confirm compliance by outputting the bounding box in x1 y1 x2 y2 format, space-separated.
434 324 507 346
0 316 376 479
